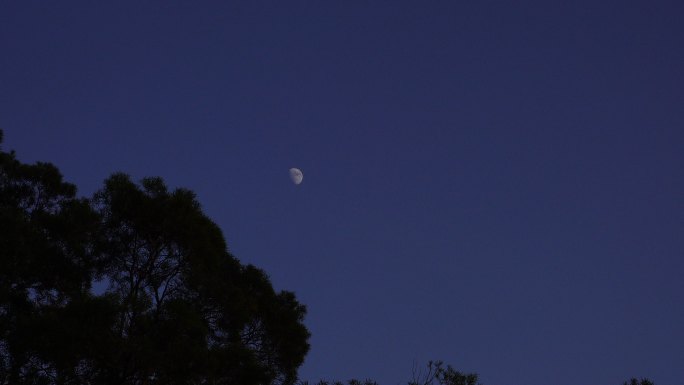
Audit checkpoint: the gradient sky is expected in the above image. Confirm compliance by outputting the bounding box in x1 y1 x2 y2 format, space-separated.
1 2 683 384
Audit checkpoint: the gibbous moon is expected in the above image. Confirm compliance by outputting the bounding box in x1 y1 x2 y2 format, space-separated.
289 168 303 185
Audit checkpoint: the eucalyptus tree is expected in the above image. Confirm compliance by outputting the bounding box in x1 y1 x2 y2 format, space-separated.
0 130 310 385
92 173 310 385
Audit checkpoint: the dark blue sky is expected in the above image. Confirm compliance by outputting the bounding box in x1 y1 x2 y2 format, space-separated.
1 2 683 384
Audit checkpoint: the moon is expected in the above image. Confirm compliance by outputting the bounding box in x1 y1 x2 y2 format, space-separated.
289 168 303 185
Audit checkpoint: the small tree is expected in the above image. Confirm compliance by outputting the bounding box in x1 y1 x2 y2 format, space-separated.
410 361 480 385
623 378 655 385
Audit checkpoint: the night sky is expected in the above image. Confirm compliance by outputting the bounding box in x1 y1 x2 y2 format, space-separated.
1 2 683 384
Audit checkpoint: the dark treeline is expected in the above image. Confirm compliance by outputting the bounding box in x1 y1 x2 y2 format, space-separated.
297 360 655 385
0 130 655 385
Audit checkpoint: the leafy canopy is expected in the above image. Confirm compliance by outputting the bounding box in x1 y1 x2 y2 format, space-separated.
0 130 310 385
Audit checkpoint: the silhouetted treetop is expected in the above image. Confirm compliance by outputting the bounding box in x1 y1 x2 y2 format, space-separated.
1 134 310 385
623 379 655 385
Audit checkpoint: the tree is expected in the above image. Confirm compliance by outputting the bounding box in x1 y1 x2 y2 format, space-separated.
623 379 655 385
1 130 104 384
408 361 479 385
91 173 310 384
0 130 310 385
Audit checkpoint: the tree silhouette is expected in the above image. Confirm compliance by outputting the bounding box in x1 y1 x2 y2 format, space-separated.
1 130 102 384
623 379 655 385
408 361 479 385
0 130 310 385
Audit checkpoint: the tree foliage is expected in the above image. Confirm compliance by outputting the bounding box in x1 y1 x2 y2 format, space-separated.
408 361 479 385
0 130 310 385
623 379 655 385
